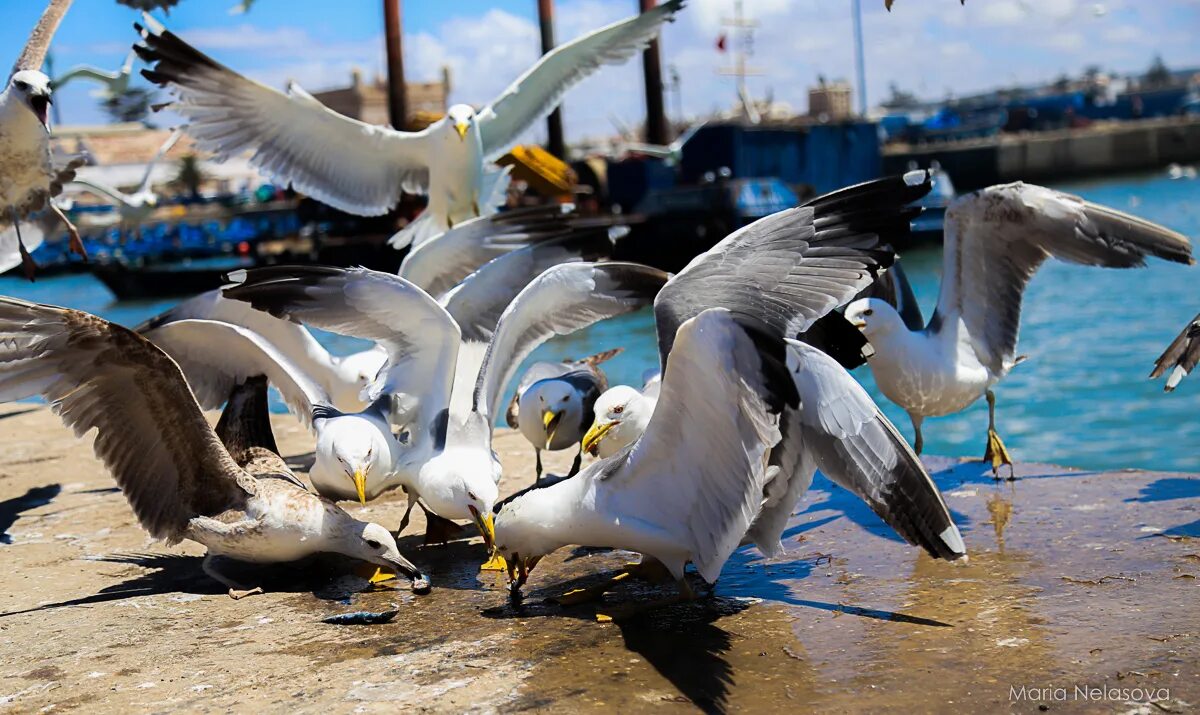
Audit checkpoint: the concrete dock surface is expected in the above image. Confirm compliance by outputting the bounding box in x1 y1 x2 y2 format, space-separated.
0 405 1196 713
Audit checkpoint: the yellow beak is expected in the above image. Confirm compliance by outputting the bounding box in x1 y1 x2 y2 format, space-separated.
353 470 368 505
581 420 615 456
455 122 469 140
542 409 562 449
471 507 495 551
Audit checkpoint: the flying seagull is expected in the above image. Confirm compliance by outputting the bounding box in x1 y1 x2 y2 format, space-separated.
222 261 668 566
134 1 685 247
1 0 87 279
506 348 623 482
0 297 429 599
1150 312 1200 392
843 182 1194 477
619 120 706 166
495 188 966 605
51 48 138 99
69 129 180 238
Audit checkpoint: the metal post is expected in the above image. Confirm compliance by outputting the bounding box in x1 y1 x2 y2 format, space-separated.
851 0 867 115
537 0 566 157
639 0 669 145
383 0 408 129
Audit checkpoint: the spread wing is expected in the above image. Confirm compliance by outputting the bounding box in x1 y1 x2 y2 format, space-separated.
778 340 964 560
477 0 685 158
654 172 932 366
606 309 795 583
0 297 250 541
13 0 73 74
146 319 329 429
397 204 576 297
1150 312 1200 392
135 18 433 215
221 266 460 440
442 228 615 343
473 262 668 425
937 182 1194 374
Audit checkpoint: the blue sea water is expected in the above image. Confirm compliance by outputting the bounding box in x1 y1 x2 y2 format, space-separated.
1 172 1196 473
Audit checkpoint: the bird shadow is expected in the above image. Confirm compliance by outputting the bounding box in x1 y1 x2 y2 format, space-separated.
0 552 388 618
395 534 501 592
0 484 61 545
0 407 39 422
798 472 972 548
481 568 745 715
1124 477 1200 540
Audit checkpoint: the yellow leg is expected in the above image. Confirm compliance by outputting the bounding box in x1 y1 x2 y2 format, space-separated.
981 390 1015 479
480 550 507 572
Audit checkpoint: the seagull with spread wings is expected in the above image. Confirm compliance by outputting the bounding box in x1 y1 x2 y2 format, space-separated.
0 297 429 599
69 129 180 237
51 48 138 99
843 182 1194 477
1 0 88 280
133 1 685 247
494 177 966 609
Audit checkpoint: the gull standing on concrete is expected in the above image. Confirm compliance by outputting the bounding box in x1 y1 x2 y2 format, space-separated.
843 182 1194 476
133 1 685 247
1 0 87 279
1150 313 1200 392
506 348 622 481
495 181 966 604
0 297 429 598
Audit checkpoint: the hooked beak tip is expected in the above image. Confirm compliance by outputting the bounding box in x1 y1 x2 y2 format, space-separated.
353 470 368 505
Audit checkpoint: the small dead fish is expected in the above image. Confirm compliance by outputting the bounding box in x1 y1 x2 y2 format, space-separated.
322 606 400 626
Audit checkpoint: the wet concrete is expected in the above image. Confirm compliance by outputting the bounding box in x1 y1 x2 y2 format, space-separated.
0 404 1196 713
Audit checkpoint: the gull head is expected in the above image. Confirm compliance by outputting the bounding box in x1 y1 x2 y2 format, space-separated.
582 385 651 458
445 103 477 142
420 447 500 549
334 518 430 593
313 415 394 505
10 71 52 128
844 298 904 341
493 484 579 590
518 378 584 450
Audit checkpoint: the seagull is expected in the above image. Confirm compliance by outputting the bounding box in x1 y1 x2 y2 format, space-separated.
134 0 685 247
506 348 622 481
619 120 706 166
1 0 87 279
222 261 668 565
1150 313 1200 392
51 48 138 99
69 129 180 238
843 182 1194 476
0 297 429 599
494 185 967 604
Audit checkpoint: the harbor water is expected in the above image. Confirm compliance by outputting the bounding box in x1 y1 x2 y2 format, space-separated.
1 171 1196 474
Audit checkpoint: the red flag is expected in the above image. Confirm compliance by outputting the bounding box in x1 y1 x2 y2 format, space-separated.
716 33 727 52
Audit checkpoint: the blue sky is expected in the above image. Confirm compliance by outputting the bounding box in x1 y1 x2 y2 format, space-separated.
3 0 1199 140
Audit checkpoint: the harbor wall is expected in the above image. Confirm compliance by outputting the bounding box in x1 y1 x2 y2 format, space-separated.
883 116 1200 190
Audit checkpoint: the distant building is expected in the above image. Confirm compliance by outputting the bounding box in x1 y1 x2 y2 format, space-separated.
312 68 452 127
808 79 853 121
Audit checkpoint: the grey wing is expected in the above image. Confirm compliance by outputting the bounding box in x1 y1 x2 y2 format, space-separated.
783 340 965 560
443 228 616 343
473 262 668 425
136 18 432 215
477 0 685 158
1149 312 1200 392
610 309 796 583
397 204 575 295
937 182 1194 374
0 297 250 541
653 172 932 366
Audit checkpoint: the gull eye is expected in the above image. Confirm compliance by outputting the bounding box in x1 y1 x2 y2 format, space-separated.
366 446 373 458
468 491 477 501
365 539 382 549
561 396 569 402
612 405 624 414
862 309 874 317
